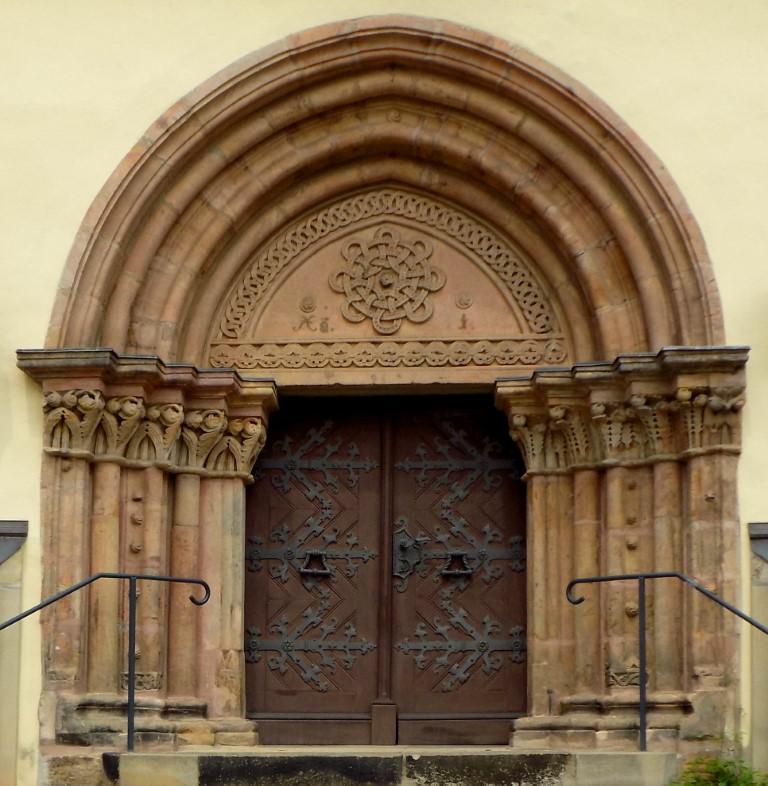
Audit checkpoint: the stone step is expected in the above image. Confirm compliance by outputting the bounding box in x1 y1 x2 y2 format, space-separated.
104 747 680 786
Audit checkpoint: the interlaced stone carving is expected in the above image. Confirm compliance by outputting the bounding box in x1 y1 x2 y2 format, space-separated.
245 587 376 692
216 189 557 341
396 589 526 692
328 226 446 335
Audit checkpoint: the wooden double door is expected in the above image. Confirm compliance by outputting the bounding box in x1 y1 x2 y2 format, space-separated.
244 396 527 744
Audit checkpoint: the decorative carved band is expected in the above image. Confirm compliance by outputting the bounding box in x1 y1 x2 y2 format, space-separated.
216 188 557 341
43 393 267 478
209 338 568 370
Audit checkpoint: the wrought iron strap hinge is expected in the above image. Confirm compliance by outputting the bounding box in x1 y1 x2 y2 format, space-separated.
393 517 524 591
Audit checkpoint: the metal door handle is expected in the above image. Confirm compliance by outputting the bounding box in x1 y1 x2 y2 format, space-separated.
440 551 474 577
299 550 332 576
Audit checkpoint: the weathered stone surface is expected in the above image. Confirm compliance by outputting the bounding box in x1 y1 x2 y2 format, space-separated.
43 751 110 786
118 753 198 786
213 731 258 747
198 753 402 785
105 750 681 786
404 752 569 785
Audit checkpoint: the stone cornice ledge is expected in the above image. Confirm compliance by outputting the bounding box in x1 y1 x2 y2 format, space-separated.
16 348 278 411
495 346 749 395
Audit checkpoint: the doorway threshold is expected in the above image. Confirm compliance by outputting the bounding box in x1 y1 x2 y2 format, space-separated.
105 747 679 786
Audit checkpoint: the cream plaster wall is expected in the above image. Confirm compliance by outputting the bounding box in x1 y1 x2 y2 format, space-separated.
2 2 767 782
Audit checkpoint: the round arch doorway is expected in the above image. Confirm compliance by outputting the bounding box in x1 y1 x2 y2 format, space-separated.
19 15 745 757
245 395 527 744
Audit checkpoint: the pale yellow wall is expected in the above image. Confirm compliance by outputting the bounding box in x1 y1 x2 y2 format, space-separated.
0 551 24 786
2 2 768 781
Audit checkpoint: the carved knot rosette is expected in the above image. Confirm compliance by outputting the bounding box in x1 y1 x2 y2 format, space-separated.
329 226 446 335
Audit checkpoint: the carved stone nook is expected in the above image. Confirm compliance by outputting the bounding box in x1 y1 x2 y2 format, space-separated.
20 16 746 760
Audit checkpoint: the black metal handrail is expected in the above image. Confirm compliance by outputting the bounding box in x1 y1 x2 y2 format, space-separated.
0 572 210 751
566 571 768 752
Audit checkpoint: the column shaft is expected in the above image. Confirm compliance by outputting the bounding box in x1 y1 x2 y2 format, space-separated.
604 466 627 688
45 456 91 687
572 468 601 694
527 474 550 715
167 473 201 696
652 460 683 691
87 461 122 693
136 466 169 692
198 476 247 717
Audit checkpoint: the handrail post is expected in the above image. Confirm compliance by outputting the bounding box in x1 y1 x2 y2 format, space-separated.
0 572 210 753
127 577 138 753
638 576 647 752
567 571 768 753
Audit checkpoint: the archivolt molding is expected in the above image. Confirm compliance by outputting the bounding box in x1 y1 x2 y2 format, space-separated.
46 16 723 369
496 346 748 474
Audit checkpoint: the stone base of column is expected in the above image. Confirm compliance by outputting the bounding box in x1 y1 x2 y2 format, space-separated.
54 694 258 748
511 692 702 753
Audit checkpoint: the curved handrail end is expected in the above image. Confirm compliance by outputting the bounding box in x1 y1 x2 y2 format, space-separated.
566 580 585 605
189 580 211 606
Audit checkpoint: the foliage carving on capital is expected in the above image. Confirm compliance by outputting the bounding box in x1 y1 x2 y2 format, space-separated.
93 396 146 457
124 404 184 463
590 402 646 463
43 390 105 453
177 409 229 470
548 405 596 468
627 394 680 458
677 386 744 453
205 417 268 474
507 406 596 472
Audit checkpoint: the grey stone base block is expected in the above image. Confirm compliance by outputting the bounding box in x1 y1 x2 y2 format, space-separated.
103 748 680 786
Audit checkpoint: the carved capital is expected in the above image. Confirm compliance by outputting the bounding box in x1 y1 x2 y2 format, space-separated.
43 389 105 454
677 386 744 454
548 405 597 468
123 403 184 464
177 409 229 470
206 416 268 475
627 394 680 459
97 396 146 457
590 402 646 463
507 405 596 473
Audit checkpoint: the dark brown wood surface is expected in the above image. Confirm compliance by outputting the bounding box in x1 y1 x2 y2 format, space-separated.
245 397 525 744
